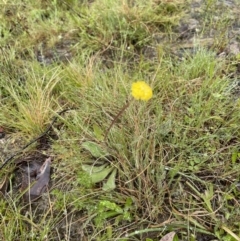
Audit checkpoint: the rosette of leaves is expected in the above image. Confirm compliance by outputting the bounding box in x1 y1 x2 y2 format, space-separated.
81 141 117 191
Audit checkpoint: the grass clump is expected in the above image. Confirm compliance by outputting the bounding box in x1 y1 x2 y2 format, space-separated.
0 63 61 138
75 0 185 51
0 0 240 241
48 51 240 239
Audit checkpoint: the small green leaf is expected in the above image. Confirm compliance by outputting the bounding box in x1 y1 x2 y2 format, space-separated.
231 151 239 164
93 124 104 140
102 168 117 191
124 197 132 210
82 141 109 158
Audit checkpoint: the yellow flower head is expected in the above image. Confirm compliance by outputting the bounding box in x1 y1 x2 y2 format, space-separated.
131 81 153 101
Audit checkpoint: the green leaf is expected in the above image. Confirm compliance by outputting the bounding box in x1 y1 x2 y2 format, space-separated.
90 166 113 183
102 168 117 191
93 124 104 141
231 151 240 164
82 163 108 173
124 197 133 211
82 141 109 158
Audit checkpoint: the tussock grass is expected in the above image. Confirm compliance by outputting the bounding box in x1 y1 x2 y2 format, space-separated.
0 0 240 241
0 62 61 138
44 51 240 239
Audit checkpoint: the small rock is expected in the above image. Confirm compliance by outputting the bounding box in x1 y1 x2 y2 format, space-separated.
227 41 240 55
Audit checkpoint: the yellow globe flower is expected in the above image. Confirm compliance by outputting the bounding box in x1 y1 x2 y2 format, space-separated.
131 81 153 101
